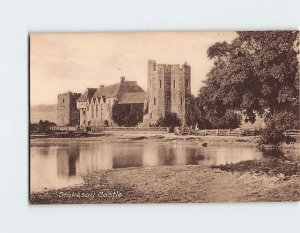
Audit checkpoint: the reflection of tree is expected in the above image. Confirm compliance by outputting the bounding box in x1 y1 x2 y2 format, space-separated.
158 147 176 166
185 147 206 165
112 153 143 168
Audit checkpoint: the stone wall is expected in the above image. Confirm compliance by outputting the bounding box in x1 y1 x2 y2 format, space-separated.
57 92 81 126
145 60 191 126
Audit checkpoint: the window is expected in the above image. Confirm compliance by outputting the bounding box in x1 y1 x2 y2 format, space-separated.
181 97 183 105
62 98 64 103
185 79 189 88
159 79 162 88
154 97 156 105
166 97 169 106
96 104 98 117
173 80 175 88
91 105 94 118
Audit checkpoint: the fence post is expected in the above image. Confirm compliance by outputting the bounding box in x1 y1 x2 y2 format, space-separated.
216 129 219 136
228 129 230 136
204 129 207 136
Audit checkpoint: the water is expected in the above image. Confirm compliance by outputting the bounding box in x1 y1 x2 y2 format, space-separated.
30 142 299 192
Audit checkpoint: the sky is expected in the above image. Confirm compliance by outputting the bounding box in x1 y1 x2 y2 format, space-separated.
30 32 237 105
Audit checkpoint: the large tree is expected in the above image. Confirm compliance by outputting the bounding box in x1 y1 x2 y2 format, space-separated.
111 102 144 127
198 31 299 129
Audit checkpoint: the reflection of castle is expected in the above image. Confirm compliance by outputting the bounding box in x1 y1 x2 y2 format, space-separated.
56 147 80 176
143 60 191 126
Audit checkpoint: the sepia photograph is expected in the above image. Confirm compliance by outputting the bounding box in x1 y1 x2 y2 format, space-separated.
29 31 300 204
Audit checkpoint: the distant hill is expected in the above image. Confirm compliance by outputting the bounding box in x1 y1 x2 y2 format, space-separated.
30 104 57 124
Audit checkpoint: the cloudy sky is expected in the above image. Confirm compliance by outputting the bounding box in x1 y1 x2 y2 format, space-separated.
30 32 237 105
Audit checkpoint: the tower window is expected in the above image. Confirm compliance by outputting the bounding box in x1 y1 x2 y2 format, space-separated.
185 79 189 88
159 79 162 88
181 97 183 105
154 97 156 105
173 80 175 88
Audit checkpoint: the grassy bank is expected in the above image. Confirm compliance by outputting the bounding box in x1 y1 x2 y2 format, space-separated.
30 162 300 204
30 133 260 147
30 133 300 149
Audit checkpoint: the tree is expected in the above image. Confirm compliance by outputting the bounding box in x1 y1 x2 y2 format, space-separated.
155 112 181 128
198 31 299 129
111 102 143 127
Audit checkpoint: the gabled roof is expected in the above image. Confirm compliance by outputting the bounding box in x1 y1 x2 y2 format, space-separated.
77 79 146 103
76 88 97 102
93 83 120 97
118 92 147 104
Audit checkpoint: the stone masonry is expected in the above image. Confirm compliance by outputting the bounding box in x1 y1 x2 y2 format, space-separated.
57 91 82 126
144 60 191 126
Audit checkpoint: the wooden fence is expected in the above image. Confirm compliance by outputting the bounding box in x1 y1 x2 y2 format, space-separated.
175 127 257 136
50 126 78 132
284 129 300 137
50 126 169 134
101 127 169 134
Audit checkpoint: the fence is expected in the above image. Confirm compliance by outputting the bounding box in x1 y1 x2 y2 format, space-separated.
284 129 300 137
50 126 78 132
175 127 257 137
50 126 169 134
101 127 169 134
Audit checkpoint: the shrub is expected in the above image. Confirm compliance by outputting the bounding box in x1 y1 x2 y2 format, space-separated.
155 113 181 132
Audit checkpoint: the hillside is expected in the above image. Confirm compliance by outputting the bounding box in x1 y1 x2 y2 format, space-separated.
30 104 57 123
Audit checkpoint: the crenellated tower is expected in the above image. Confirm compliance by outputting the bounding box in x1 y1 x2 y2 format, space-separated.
144 60 191 126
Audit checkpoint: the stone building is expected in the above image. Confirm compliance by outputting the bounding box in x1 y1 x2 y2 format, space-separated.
76 77 146 127
57 91 82 126
143 60 191 126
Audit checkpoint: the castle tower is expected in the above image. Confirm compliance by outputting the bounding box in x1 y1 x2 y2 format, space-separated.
145 60 191 126
57 91 82 126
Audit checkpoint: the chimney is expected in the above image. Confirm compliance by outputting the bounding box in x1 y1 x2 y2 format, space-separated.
120 76 125 83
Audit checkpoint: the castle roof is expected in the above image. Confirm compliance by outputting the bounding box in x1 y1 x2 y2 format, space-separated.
118 92 147 104
76 88 97 102
93 83 120 97
76 78 146 104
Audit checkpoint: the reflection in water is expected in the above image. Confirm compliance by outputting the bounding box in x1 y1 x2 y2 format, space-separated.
30 143 300 192
57 147 79 176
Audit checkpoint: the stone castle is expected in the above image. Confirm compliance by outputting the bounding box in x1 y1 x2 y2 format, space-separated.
143 60 191 126
57 92 81 126
57 60 191 127
75 77 146 127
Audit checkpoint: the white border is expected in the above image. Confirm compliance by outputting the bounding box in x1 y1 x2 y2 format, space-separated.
0 0 299 232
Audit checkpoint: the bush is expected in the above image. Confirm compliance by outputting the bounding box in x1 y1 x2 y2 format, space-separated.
155 113 181 132
111 102 144 127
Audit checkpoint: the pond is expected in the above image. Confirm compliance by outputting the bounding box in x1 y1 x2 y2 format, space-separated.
30 142 299 192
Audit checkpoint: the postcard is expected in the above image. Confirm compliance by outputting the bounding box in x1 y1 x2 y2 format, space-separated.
29 31 300 204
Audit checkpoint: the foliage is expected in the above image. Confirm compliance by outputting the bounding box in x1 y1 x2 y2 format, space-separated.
30 120 56 134
111 102 143 127
155 112 182 129
259 111 299 147
198 31 299 127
